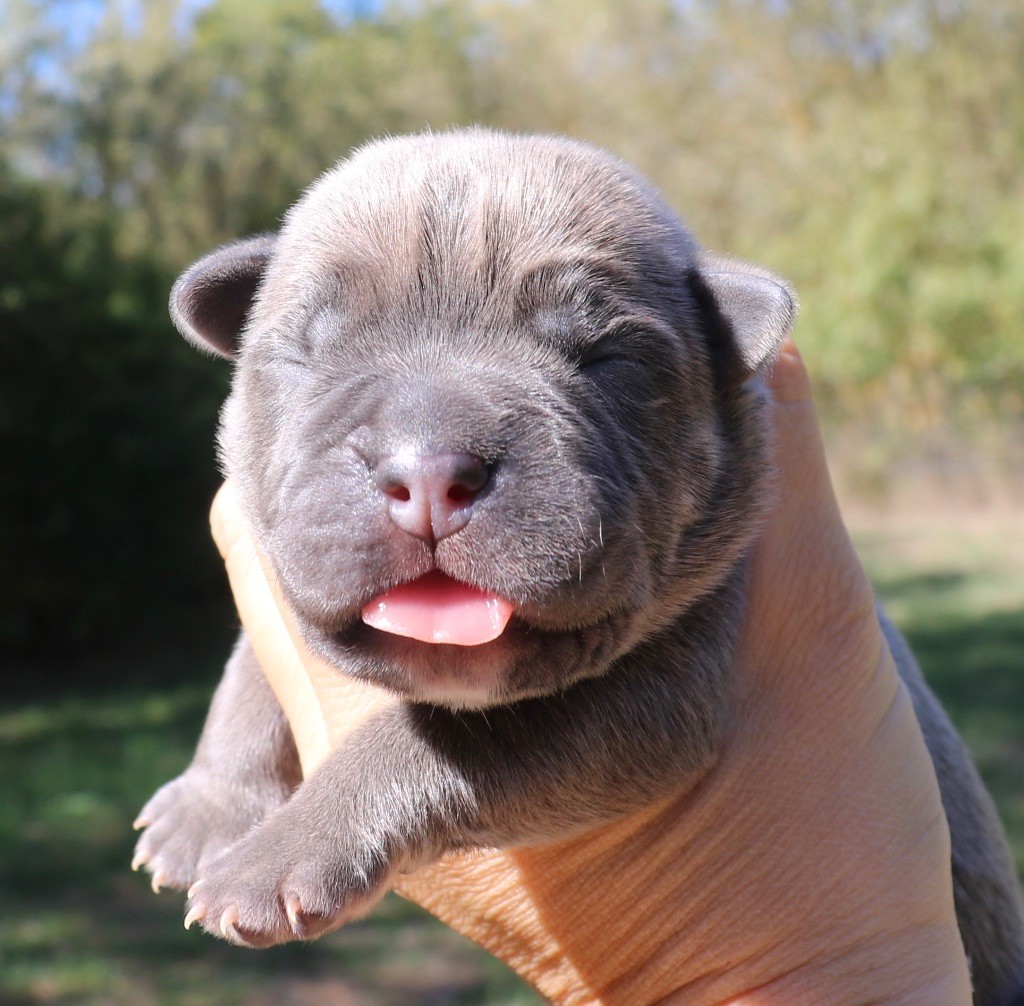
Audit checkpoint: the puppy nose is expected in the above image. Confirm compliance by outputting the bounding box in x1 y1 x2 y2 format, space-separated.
374 451 489 542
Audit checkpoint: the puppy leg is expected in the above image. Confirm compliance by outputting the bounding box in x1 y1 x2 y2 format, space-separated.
133 634 301 892
182 613 729 947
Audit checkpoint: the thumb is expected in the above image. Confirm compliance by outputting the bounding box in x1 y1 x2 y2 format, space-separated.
746 341 882 688
210 482 332 774
763 339 845 542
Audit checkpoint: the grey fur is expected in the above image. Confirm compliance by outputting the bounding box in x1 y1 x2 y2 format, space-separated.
135 129 1024 1004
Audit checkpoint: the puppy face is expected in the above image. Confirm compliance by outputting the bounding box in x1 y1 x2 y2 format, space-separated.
172 131 795 707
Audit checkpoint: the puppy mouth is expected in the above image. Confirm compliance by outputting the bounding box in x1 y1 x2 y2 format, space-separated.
360 570 516 646
295 570 631 705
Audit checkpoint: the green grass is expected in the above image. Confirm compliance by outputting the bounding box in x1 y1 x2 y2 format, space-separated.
0 675 541 1005
853 516 1024 878
1 519 1020 1004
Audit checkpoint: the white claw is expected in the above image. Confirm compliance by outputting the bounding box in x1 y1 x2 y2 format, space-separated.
183 904 204 930
187 880 204 900
285 894 302 934
131 851 146 872
219 906 238 939
132 816 149 831
151 873 165 894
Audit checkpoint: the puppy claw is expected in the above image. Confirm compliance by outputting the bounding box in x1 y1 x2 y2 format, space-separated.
131 851 147 872
285 894 306 937
187 880 204 900
132 815 150 830
151 872 167 894
219 905 239 940
183 904 205 931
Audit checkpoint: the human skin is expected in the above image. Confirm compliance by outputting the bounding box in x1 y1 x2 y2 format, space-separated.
209 340 973 1005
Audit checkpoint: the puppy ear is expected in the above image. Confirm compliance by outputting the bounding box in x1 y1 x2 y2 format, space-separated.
688 252 797 386
169 235 276 358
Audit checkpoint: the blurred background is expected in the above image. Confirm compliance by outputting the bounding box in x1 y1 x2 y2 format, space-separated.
1 0 1021 1002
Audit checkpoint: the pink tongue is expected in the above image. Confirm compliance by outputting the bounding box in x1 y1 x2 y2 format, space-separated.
361 571 515 646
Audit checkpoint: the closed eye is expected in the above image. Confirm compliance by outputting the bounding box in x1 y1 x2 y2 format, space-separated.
577 346 639 373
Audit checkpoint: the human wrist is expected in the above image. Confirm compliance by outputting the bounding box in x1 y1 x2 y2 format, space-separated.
400 795 970 1006
396 800 705 1006
396 644 970 1006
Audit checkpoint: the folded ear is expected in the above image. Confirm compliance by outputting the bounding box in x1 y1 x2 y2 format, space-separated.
169 235 276 358
688 252 797 386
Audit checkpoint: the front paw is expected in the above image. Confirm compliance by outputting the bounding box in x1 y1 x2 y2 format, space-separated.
133 767 281 892
183 809 392 947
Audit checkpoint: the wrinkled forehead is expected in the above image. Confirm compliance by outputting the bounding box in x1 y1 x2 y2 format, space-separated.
256 134 698 332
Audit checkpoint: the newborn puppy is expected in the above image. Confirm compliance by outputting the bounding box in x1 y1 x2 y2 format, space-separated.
134 130 1024 1005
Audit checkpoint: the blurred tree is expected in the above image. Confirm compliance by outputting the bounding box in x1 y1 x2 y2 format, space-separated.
20 0 483 266
0 170 229 655
1 0 1022 661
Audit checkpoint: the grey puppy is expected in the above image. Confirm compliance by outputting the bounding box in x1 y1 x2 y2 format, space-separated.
134 130 1024 1005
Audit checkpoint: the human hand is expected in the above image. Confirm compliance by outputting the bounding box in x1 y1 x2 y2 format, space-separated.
210 340 971 1005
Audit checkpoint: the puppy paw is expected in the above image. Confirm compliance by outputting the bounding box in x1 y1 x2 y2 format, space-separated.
183 811 390 947
133 767 284 892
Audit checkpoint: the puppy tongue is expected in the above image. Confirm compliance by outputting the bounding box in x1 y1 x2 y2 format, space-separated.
361 571 514 646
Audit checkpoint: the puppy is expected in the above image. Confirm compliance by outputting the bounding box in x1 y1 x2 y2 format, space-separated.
134 129 1024 1005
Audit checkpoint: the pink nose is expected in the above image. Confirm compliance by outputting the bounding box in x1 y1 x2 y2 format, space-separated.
374 452 489 543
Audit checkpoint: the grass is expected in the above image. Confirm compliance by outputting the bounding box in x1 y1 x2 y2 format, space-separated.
0 678 541 1005
1 517 1021 1004
851 512 1024 878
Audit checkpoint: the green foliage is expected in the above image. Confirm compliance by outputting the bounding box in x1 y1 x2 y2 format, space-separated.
0 171 229 654
2 0 1022 656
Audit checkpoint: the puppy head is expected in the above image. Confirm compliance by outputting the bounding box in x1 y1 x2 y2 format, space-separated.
172 130 795 707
